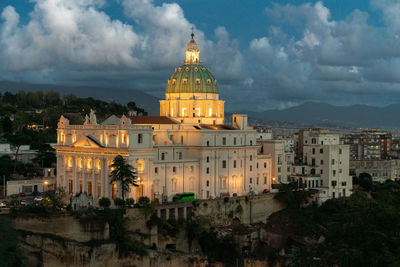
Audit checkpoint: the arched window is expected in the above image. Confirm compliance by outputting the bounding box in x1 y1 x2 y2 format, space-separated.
195 78 200 85
206 180 209 187
206 79 211 85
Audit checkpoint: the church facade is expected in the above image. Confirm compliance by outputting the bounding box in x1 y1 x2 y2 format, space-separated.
55 34 272 203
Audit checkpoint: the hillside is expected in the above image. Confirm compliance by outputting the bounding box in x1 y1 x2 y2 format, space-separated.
0 81 160 115
247 102 400 128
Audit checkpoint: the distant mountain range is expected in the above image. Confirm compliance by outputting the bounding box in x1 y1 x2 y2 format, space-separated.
0 80 161 115
0 81 398 128
246 102 400 129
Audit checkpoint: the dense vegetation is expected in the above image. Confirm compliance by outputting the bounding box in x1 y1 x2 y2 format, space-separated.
272 174 400 266
0 217 23 267
0 91 146 180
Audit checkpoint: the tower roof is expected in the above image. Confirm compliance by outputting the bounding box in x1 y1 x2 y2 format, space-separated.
166 32 218 94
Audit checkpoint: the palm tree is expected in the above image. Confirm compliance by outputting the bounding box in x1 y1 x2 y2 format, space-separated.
109 155 138 201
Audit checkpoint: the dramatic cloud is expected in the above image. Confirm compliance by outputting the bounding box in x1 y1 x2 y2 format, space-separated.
242 1 400 110
0 0 243 97
2 0 400 111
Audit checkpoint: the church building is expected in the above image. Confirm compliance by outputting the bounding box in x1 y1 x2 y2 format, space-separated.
55 33 272 203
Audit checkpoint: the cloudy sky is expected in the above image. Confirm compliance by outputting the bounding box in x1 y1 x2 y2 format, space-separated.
1 0 400 112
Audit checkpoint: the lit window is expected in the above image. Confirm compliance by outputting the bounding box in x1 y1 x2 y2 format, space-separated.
195 78 200 85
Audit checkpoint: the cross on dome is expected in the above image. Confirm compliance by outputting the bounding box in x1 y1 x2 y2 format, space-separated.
185 29 200 64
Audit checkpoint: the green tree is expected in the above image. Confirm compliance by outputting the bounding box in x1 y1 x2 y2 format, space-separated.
0 155 13 179
357 172 373 191
7 132 31 172
33 143 56 168
274 182 313 209
1 117 13 134
110 155 138 201
99 197 111 208
0 217 23 266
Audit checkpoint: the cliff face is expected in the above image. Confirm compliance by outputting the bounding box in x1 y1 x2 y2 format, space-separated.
11 195 286 266
21 234 212 267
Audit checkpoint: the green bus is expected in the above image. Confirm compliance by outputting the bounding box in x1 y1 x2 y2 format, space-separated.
172 192 195 202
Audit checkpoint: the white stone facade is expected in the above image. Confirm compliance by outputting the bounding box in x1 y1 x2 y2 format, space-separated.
293 129 353 202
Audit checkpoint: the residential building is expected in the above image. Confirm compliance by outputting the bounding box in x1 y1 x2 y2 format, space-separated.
292 129 353 202
258 140 293 184
351 159 400 183
342 129 392 160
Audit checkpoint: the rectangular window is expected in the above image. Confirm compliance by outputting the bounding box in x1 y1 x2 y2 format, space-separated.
312 148 315 154
264 162 267 168
331 159 335 165
321 179 323 186
173 166 176 173
234 137 237 145
278 167 281 173
320 169 323 174
97 182 101 197
342 181 347 186
112 184 117 200
234 160 237 168
331 180 337 187
250 165 253 171
88 181 92 196
68 180 73 194
155 167 158 174
138 134 143 144
178 152 182 160
222 160 226 168
206 167 209 174
222 137 226 145
333 170 336 176
339 148 342 154
320 160 324 165
320 148 323 153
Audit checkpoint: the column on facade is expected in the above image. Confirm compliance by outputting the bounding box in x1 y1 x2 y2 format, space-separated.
92 157 96 199
104 158 110 199
63 156 69 191
73 156 78 195
83 157 87 194
100 158 105 198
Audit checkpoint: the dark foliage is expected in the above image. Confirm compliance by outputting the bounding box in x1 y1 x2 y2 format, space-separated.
293 180 400 266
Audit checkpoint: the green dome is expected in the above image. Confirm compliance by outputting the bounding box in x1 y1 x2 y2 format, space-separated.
166 64 219 94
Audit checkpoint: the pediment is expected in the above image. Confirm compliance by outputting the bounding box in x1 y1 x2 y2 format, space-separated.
72 135 103 148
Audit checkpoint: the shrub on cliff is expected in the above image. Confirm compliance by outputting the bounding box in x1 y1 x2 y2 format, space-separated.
0 217 23 266
114 198 125 207
99 197 111 208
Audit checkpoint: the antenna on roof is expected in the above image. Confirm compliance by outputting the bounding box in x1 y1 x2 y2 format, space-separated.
191 27 194 40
